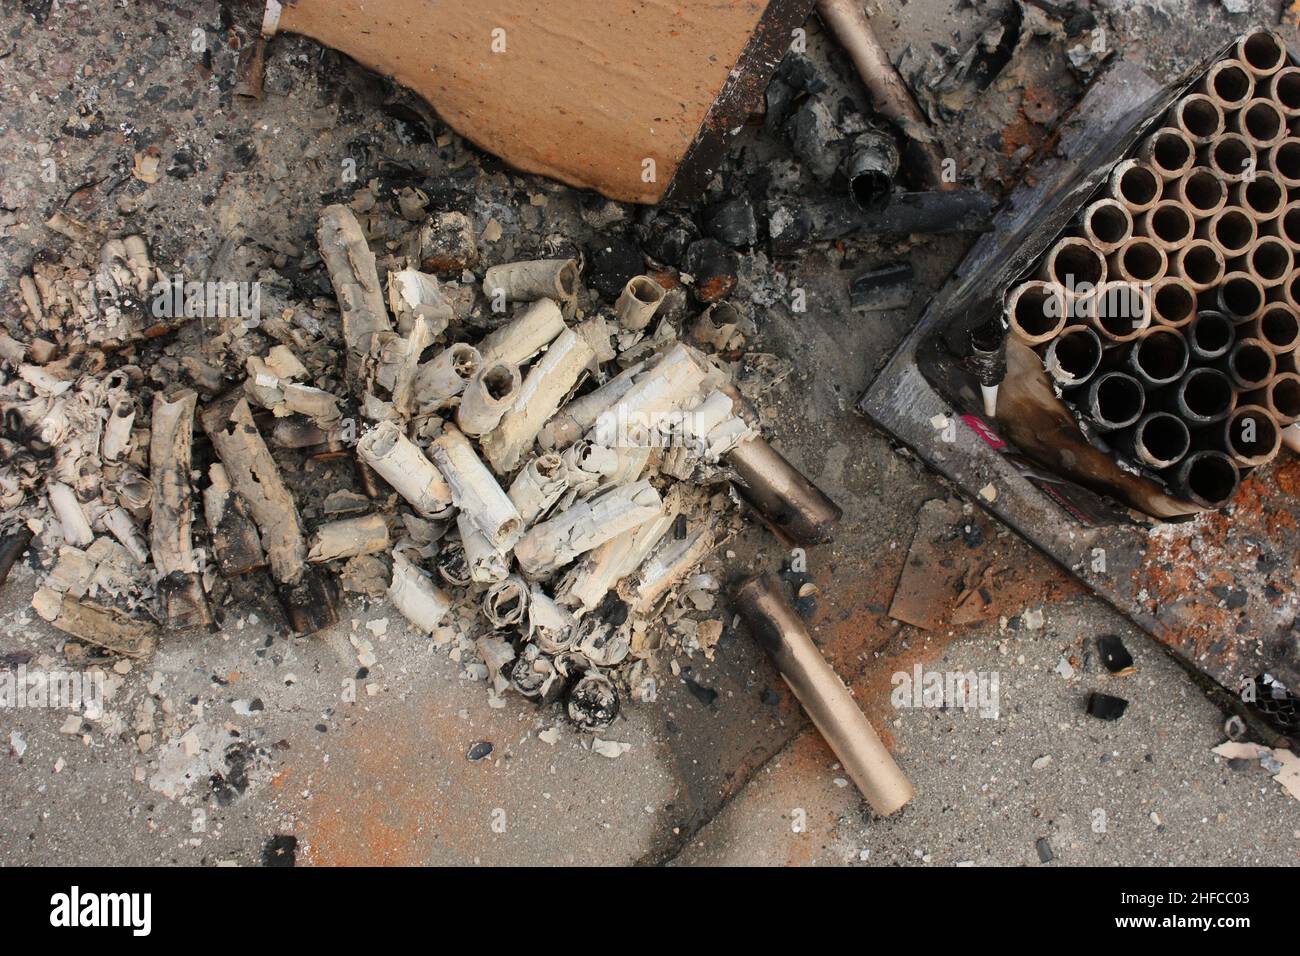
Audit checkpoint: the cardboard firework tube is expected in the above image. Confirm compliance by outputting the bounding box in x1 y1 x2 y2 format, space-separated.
1038 237 1106 292
1172 95 1224 146
1169 450 1240 509
1265 138 1300 187
1109 159 1163 212
1264 65 1300 118
1287 272 1300 314
1235 30 1288 81
1221 337 1278 390
1136 127 1195 181
1200 133 1256 183
1084 280 1151 343
413 342 481 412
735 574 915 816
1271 200 1300 251
1117 412 1191 470
1136 200 1195 252
456 361 521 436
1170 240 1225 292
1198 207 1257 255
1187 310 1236 361
614 276 666 331
1231 172 1286 222
1248 236 1293 287
1245 372 1300 425
1044 325 1103 388
1147 277 1197 329
1125 326 1189 389
1166 168 1228 220
1199 59 1255 111
1211 404 1283 467
1108 238 1166 285
1227 97 1287 149
1215 271 1266 322
1080 198 1133 253
150 390 212 630
1165 367 1236 426
1083 371 1145 432
1005 280 1066 345
481 259 578 304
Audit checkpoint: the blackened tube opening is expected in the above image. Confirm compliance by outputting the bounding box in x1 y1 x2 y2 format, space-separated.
1251 240 1291 281
1181 245 1222 285
1152 132 1192 174
1087 203 1130 245
1212 137 1253 176
1179 97 1222 138
1275 142 1300 180
1091 373 1144 428
1178 452 1239 508
1271 377 1300 420
1244 176 1283 215
1011 285 1061 338
1220 275 1263 317
1214 210 1255 251
1134 331 1189 383
1283 207 1300 245
1229 407 1280 461
1050 328 1103 382
1231 341 1275 386
1273 70 1300 110
1259 307 1300 349
1151 204 1193 245
1242 32 1286 74
1244 101 1283 142
1213 63 1253 104
1181 368 1235 420
1153 283 1194 326
1189 311 1235 358
1052 243 1106 288
1137 413 1191 465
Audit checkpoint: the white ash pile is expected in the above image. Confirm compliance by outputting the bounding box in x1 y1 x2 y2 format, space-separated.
1 196 836 733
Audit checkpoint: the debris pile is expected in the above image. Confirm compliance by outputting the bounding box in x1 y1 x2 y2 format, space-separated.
3 194 841 732
1005 29 1300 510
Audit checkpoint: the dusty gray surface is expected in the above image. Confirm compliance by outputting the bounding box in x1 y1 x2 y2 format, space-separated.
1 0 1297 866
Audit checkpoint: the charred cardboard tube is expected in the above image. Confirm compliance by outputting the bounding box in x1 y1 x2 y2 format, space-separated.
1136 200 1195 251
1227 98 1287 149
1265 65 1300 118
537 362 643 451
1167 168 1228 220
1245 372 1300 425
844 130 900 210
1038 237 1106 293
1265 138 1300 187
456 361 521 436
477 297 566 367
1137 127 1195 181
1200 59 1255 110
1083 371 1145 432
414 342 481 412
102 398 135 462
1117 412 1190 470
483 575 529 628
429 422 523 551
1004 281 1066 345
1084 280 1151 342
507 453 568 526
1213 404 1283 467
1200 133 1256 184
201 392 337 634
202 463 266 577
513 479 663 577
735 574 914 815
814 0 948 193
1169 450 1240 509
457 513 511 585
482 259 579 304
1236 30 1288 80
0 526 34 592
1044 325 1103 388
1173 95 1225 145
306 514 390 563
1244 303 1300 352
614 276 666 332
317 205 393 393
1109 159 1163 212
1080 198 1133 253
150 389 212 630
1126 326 1189 388
1147 277 1197 329
388 552 452 634
1108 238 1166 285
1198 207 1257 255
1221 337 1277 390
1215 271 1266 322
726 434 843 545
1170 240 1225 292
1187 310 1236 361
1248 236 1293 287
1231 171 1285 222
1165 366 1236 426
481 328 594 473
356 421 455 519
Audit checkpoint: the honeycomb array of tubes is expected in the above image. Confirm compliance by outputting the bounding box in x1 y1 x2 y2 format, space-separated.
1003 30 1300 508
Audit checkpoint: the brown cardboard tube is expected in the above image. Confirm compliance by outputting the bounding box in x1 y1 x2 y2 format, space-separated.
734 574 915 816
